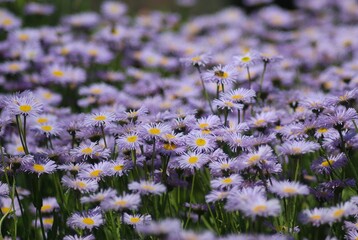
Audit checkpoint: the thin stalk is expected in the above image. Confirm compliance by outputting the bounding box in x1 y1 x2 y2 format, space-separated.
238 109 241 124
184 172 196 228
246 67 252 89
224 108 229 127
151 138 156 180
196 66 215 114
258 62 268 102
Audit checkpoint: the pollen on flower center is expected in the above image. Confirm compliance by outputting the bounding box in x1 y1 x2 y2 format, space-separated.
231 94 244 100
8 64 20 71
142 185 155 191
164 143 176 150
81 147 93 155
94 115 107 121
130 217 140 223
17 146 24 152
221 163 230 169
90 170 103 177
253 205 267 213
199 123 209 129
222 178 233 184
82 217 95 225
41 204 52 212
148 128 161 135
76 181 87 189
292 147 302 154
310 215 321 221
283 187 297 194
1 207 11 214
33 164 45 172
195 138 206 146
115 200 127 206
113 165 123 171
191 56 201 62
19 104 32 113
321 160 334 167
214 70 228 78
333 209 344 218
52 70 64 77
41 125 53 132
188 156 199 164
126 135 138 143
43 218 54 225
248 155 260 163
37 118 48 124
241 56 251 62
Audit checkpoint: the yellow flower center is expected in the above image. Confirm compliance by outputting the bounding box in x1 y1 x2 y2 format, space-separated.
91 88 102 95
222 178 233 184
43 218 54 225
191 56 201 62
19 105 32 113
317 128 328 133
76 181 87 189
90 170 103 177
241 56 251 62
231 94 244 100
248 155 260 163
88 49 98 56
188 156 199 164
214 70 228 78
253 205 267 213
221 163 230 169
8 64 20 71
1 207 11 214
255 119 266 126
310 215 321 221
52 70 64 78
94 115 107 121
16 146 24 153
321 160 334 167
113 165 123 171
142 185 155 191
41 125 53 132
195 138 206 147
199 123 209 129
2 18 12 26
115 200 127 206
33 164 45 173
126 135 138 143
164 143 176 150
292 147 302 154
130 217 140 223
148 128 161 135
333 209 344 218
82 217 95 225
283 187 297 194
81 147 93 155
37 117 48 124
18 34 29 41
225 101 234 107
164 133 175 140
41 204 52 212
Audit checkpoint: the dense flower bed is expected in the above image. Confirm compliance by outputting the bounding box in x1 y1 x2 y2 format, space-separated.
0 0 357 239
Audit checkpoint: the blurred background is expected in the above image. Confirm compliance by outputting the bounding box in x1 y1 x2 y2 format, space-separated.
1 0 296 20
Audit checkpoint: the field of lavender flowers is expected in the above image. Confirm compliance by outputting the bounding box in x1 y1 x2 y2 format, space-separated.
0 0 358 239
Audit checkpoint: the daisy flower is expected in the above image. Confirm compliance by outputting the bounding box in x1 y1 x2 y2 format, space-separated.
186 132 216 153
213 98 243 112
311 153 347 174
128 181 166 196
0 197 21 216
40 197 59 213
67 207 104 230
117 132 142 150
346 230 358 240
33 217 54 230
178 152 208 170
34 121 62 137
327 202 358 224
205 190 230 203
84 111 116 127
278 140 320 156
322 107 358 129
108 159 131 177
202 64 239 85
100 193 141 211
194 115 221 132
249 111 278 129
179 52 211 67
123 213 152 226
3 90 43 117
80 189 117 204
70 142 106 160
222 88 256 104
61 176 99 193
141 123 171 140
209 158 237 176
210 174 242 189
22 155 57 177
63 234 95 240
241 197 281 218
300 208 329 227
269 180 309 198
243 145 275 167
78 161 112 180
233 51 260 67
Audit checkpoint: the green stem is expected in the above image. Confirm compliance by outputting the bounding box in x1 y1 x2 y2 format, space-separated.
100 124 107 148
258 62 267 102
196 66 215 114
246 67 252 89
184 172 196 228
151 138 156 180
